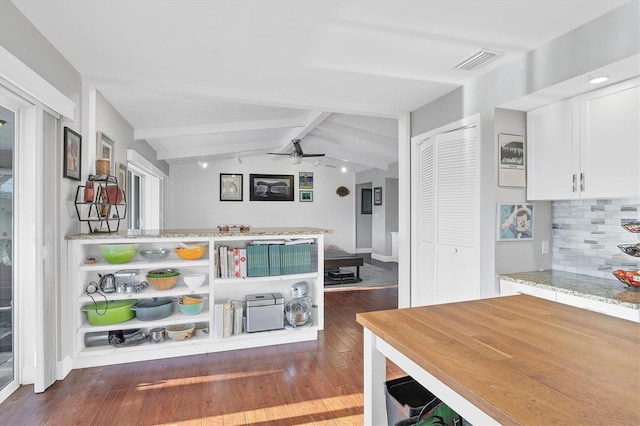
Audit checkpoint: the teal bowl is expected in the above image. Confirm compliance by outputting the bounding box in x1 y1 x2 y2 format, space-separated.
99 244 139 264
178 301 205 315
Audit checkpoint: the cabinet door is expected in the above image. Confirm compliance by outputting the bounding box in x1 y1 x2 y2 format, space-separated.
527 98 581 200
580 78 639 199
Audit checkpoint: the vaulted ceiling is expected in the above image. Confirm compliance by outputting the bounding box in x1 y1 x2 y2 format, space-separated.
12 0 629 171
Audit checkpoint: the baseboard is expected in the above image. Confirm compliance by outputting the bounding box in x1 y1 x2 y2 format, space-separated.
355 247 372 254
58 356 73 380
20 365 35 385
371 253 396 263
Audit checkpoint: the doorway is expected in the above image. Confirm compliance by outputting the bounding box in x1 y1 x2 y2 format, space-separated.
0 103 14 395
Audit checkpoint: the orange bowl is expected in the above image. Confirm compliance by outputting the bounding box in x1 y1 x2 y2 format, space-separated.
174 244 206 260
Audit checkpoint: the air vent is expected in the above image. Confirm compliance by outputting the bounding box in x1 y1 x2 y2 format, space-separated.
453 48 503 71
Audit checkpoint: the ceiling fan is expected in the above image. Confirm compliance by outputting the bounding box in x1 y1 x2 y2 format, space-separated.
268 139 325 164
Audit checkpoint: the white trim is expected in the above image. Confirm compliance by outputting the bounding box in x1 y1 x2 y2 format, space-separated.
127 149 168 178
0 46 76 120
371 253 396 263
397 113 411 308
355 247 372 254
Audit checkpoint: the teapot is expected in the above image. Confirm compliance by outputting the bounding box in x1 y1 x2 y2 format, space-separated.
98 273 116 293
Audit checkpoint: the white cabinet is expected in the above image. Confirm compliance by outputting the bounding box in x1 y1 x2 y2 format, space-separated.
66 231 325 369
527 77 639 200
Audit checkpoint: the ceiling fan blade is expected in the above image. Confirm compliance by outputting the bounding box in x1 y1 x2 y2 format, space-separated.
301 154 325 157
267 152 291 156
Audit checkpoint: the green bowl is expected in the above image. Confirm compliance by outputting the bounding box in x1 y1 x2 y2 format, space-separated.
147 268 180 278
82 299 138 325
99 244 139 264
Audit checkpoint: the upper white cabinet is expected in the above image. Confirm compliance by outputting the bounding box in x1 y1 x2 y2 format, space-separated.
527 78 639 200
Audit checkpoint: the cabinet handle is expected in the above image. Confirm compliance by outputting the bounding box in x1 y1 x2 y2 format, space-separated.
580 172 585 191
572 174 577 192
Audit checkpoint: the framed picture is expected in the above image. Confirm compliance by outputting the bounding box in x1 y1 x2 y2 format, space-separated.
116 162 127 195
63 127 81 181
299 172 314 189
300 190 313 202
96 132 114 175
374 187 383 206
361 188 372 214
498 203 534 240
220 173 243 201
498 133 526 187
249 174 294 201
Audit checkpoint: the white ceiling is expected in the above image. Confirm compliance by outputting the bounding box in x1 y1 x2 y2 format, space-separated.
12 0 630 170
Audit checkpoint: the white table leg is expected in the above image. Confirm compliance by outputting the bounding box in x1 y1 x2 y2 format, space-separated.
363 328 387 426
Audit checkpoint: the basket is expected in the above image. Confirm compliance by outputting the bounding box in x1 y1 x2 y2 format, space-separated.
147 275 179 290
618 244 640 257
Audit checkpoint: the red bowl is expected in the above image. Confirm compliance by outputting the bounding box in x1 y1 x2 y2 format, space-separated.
613 270 640 287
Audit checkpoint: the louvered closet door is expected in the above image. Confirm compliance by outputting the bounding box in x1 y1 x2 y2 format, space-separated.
416 139 435 305
416 127 480 306
434 128 480 304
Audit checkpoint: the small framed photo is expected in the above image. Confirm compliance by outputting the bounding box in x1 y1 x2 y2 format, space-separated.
116 162 127 195
374 187 383 205
249 174 294 201
96 132 114 174
63 127 81 181
299 172 314 189
220 173 243 201
498 203 534 241
300 190 313 202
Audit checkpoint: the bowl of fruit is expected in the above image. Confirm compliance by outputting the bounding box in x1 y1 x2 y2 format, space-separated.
613 269 640 288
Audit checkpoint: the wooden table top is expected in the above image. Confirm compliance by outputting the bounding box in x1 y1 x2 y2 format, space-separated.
357 295 640 425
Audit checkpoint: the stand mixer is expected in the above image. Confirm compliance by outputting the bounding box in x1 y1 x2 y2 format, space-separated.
285 281 312 329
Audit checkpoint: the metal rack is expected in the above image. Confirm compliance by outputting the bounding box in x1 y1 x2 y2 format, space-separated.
74 174 127 233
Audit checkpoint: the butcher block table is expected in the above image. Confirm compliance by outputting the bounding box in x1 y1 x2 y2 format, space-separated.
357 295 640 425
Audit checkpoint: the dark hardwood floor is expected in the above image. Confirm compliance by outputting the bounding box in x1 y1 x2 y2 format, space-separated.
0 287 402 425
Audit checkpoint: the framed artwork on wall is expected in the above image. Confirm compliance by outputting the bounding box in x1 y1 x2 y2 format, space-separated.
249 174 294 201
374 186 383 206
299 172 314 189
63 127 81 181
498 133 526 187
497 203 534 240
116 162 128 195
300 190 313 202
220 173 243 201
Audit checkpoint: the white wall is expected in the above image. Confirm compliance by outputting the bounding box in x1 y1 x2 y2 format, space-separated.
411 2 639 298
167 157 356 251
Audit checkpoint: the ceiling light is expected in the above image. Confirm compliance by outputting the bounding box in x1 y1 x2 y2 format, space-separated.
197 161 208 169
290 155 302 164
341 166 348 173
0 119 5 127
589 75 611 84
235 154 243 165
314 159 321 167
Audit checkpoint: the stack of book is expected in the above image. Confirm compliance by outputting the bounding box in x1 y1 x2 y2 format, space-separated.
213 300 244 338
245 239 316 277
215 246 248 278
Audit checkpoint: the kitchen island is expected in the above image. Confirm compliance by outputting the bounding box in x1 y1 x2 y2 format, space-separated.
357 295 640 425
64 227 331 371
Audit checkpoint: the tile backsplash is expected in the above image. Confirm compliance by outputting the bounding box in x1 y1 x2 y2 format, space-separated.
552 198 640 280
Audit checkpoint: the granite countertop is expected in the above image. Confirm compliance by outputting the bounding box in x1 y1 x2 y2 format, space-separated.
65 227 334 240
499 270 640 309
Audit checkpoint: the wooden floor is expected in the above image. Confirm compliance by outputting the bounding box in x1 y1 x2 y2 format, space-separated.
0 287 402 425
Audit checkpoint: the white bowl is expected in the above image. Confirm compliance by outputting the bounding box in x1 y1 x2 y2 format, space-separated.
183 273 206 288
165 323 195 341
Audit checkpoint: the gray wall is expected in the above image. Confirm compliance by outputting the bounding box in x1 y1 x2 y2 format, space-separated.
494 108 552 274
411 1 639 296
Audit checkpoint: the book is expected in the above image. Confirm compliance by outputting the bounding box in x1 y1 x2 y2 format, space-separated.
223 301 233 338
268 244 281 276
232 301 244 335
213 300 225 339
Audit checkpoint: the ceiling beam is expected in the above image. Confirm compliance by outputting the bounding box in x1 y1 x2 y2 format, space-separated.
155 139 280 160
134 117 306 140
270 110 332 155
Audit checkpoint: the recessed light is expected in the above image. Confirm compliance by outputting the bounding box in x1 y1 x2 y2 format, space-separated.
589 76 610 84
197 161 208 169
341 166 348 173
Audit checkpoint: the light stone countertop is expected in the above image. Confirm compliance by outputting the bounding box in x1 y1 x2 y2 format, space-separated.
65 227 333 240
499 270 640 309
